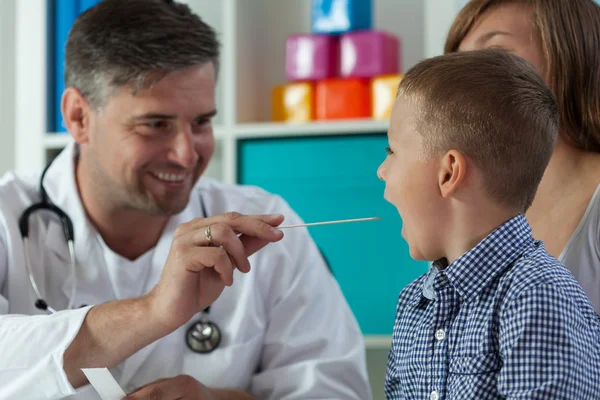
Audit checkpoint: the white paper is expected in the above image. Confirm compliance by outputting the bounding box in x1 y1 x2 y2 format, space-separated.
82 368 127 400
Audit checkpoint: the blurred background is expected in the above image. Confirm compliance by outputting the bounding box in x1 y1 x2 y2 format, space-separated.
0 1 469 398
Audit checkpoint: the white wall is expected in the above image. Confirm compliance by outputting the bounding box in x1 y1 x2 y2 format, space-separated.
424 0 467 58
0 0 16 176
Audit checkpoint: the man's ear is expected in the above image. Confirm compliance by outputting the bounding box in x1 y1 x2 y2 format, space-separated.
61 87 92 144
438 149 467 198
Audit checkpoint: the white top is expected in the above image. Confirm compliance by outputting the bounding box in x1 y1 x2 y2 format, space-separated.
559 184 600 315
0 142 371 399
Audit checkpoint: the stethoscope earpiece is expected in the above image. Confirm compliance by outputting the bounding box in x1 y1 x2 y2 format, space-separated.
34 299 48 311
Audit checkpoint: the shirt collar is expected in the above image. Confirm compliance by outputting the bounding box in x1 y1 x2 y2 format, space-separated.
414 214 534 305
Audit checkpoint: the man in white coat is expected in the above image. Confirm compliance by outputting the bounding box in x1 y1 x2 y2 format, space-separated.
0 0 371 398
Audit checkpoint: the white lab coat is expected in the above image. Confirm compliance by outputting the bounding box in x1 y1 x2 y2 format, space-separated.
0 142 372 400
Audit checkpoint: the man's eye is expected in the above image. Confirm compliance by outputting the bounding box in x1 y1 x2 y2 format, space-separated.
145 121 168 129
194 118 209 126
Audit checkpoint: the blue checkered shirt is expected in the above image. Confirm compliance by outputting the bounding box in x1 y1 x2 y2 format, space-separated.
385 215 600 399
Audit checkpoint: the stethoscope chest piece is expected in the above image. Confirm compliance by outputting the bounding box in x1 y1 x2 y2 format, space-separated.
186 318 221 354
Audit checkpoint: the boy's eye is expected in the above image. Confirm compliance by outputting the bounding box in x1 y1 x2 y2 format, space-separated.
385 147 393 155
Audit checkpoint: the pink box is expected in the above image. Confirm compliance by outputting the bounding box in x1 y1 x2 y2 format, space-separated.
340 30 400 78
286 34 339 81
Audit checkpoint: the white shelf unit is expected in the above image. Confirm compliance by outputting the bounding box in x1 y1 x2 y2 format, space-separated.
12 1 464 397
16 0 465 174
0 0 16 176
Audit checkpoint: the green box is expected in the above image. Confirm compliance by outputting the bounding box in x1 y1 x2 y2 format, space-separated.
238 134 428 334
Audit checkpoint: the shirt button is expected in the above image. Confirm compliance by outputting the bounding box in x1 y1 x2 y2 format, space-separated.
430 390 439 400
435 328 445 341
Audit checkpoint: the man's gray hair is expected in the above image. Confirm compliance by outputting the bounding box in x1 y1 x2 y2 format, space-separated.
64 0 220 108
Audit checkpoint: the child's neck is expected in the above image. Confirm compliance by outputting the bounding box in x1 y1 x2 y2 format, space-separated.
442 203 519 266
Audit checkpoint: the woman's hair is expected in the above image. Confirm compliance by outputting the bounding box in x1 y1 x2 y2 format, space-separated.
445 0 600 153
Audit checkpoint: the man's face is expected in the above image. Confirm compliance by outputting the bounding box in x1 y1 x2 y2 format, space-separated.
80 63 217 216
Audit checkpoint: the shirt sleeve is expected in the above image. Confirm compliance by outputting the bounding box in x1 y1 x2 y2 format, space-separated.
498 284 599 399
0 235 93 399
248 196 372 400
0 237 8 314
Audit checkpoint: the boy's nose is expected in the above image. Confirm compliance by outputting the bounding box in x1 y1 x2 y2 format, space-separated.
377 163 386 181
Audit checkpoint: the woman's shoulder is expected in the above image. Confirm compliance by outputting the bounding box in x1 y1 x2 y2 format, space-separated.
560 183 600 258
559 182 600 313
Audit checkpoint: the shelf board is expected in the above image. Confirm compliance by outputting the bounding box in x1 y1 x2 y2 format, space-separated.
232 120 389 139
44 133 72 148
364 335 392 350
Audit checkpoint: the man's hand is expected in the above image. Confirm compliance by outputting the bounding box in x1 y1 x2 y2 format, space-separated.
145 212 284 332
122 375 259 400
63 212 283 388
122 375 216 400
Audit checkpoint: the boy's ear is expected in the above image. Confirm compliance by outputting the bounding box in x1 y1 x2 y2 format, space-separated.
438 149 467 198
62 87 92 145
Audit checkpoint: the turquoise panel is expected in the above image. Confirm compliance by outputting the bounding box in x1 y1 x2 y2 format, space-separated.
238 134 429 335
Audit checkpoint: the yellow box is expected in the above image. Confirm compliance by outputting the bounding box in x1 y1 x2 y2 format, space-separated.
371 74 403 120
272 82 314 122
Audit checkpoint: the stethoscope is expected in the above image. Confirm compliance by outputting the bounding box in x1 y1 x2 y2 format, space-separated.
19 162 76 313
18 159 223 353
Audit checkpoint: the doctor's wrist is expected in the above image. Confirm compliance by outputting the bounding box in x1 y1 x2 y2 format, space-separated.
139 291 181 337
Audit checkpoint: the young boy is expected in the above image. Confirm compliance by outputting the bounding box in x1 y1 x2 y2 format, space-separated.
378 49 600 399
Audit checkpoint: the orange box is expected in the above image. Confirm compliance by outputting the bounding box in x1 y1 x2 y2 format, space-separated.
371 74 403 120
272 82 315 122
316 78 371 120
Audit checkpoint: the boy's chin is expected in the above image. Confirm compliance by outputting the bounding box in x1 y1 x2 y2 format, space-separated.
408 249 427 261
406 243 427 261
406 240 437 262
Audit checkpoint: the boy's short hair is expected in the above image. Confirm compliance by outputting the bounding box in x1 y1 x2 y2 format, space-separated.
398 49 559 212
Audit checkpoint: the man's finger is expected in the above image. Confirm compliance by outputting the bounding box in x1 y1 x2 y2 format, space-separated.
240 234 283 257
122 378 185 399
218 214 284 242
126 378 169 394
180 213 284 238
186 246 235 286
187 222 251 272
122 375 206 400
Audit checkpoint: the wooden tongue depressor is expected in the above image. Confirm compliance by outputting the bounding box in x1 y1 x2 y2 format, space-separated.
278 217 381 229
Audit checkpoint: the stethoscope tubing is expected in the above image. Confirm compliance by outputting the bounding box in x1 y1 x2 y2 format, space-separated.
19 158 221 350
